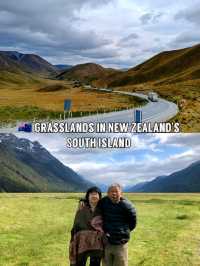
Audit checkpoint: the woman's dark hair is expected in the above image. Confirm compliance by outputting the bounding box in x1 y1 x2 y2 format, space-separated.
85 186 102 206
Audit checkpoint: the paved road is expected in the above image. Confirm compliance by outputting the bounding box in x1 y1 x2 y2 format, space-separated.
65 89 179 123
0 89 179 133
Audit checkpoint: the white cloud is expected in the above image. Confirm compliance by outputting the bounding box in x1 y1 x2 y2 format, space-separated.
1 0 200 68
15 132 200 187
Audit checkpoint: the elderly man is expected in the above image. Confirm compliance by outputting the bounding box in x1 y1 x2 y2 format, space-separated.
99 183 137 266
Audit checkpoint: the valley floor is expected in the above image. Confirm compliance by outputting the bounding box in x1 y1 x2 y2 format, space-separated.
0 79 144 124
0 193 200 266
0 75 199 132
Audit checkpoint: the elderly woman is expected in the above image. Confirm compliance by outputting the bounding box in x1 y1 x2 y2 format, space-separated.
69 187 104 266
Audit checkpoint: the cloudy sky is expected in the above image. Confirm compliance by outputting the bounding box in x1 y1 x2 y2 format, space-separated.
1 0 200 68
16 132 200 188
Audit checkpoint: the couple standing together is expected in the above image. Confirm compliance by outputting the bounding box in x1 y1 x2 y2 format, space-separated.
69 184 137 266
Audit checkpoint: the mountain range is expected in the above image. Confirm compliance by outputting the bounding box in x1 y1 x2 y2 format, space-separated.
0 134 92 192
0 51 58 76
107 43 200 87
0 44 200 132
126 161 200 192
55 43 200 87
1 43 200 87
0 134 199 193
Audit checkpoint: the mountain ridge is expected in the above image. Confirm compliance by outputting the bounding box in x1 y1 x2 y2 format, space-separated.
127 160 200 192
107 43 200 87
0 134 92 192
0 51 58 76
1 43 200 86
54 43 200 88
56 62 122 86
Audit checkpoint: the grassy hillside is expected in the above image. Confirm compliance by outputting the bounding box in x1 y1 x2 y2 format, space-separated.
0 193 199 265
112 78 200 132
0 56 145 123
104 45 200 132
1 44 200 131
57 62 122 87
0 51 58 76
54 44 200 132
0 53 41 88
0 149 83 192
0 146 44 192
108 44 200 87
0 134 92 192
104 44 200 132
0 70 43 89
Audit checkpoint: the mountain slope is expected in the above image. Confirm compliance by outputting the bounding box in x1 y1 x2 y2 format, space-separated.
55 43 200 87
128 161 200 192
107 43 200 87
0 134 92 192
0 51 58 76
0 53 18 71
0 51 58 88
0 53 38 87
56 62 121 86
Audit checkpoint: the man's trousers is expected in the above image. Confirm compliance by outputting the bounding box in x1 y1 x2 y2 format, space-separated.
103 242 128 266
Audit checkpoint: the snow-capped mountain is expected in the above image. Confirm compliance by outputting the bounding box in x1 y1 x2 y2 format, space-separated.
0 134 93 192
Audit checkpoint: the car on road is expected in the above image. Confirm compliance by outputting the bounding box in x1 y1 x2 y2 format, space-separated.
148 92 158 102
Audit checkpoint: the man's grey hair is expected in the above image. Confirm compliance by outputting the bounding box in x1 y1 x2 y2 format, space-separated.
107 183 122 192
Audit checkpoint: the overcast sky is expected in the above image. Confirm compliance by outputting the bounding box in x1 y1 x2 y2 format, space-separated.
1 0 200 68
16 132 200 188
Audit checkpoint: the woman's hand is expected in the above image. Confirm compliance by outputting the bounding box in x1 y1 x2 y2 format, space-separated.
77 199 85 211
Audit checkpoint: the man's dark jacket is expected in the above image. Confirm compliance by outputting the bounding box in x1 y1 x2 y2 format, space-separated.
98 196 137 245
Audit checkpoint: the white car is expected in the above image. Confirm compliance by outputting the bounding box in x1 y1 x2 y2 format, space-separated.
148 92 158 102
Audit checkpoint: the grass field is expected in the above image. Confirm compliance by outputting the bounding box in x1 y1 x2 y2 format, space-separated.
0 72 199 131
0 193 200 266
0 78 145 123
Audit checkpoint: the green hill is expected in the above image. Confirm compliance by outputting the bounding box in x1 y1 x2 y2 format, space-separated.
0 134 92 192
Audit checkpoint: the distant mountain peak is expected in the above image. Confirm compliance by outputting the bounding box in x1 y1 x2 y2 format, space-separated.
0 50 58 76
0 134 39 153
127 160 200 192
1 51 24 61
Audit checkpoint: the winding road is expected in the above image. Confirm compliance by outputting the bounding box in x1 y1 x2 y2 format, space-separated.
0 89 179 133
65 89 179 123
